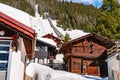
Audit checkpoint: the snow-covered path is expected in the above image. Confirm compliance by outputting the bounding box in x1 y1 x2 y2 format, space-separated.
26 63 108 80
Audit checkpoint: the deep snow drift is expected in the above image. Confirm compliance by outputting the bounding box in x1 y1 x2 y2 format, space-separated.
26 63 108 80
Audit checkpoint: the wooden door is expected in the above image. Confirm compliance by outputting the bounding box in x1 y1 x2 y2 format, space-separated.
72 62 81 73
71 58 81 73
87 66 99 76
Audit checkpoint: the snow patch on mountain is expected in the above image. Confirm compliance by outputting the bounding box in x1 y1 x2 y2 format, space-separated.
51 20 89 40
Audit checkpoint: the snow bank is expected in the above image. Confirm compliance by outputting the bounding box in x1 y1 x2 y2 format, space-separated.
50 70 93 80
26 63 107 80
102 77 108 80
26 63 53 80
82 75 103 80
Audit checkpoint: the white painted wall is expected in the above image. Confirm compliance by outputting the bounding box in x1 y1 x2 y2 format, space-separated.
7 37 26 80
106 54 120 80
7 51 24 80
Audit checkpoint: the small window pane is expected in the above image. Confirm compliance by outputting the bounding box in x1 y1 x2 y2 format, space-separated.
0 41 10 45
0 54 9 60
0 63 7 70
0 46 9 51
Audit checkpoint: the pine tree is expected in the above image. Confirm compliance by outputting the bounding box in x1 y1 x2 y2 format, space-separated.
64 33 71 42
94 0 120 40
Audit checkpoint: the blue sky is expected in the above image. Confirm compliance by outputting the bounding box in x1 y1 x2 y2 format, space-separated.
66 0 120 8
70 0 103 8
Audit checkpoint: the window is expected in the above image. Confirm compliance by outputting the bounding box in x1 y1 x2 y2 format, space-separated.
0 63 7 71
0 40 11 71
0 53 9 60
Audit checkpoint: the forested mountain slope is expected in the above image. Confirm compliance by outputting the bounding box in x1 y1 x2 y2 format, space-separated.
37 0 99 32
0 0 34 15
1 0 120 40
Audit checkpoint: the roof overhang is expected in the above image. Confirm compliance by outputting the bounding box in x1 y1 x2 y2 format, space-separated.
0 12 35 38
42 34 61 41
59 33 115 53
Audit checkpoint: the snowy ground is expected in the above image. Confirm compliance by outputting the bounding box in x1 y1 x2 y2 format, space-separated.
26 63 108 80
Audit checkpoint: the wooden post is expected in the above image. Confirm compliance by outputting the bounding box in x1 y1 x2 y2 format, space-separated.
68 56 69 72
32 33 37 58
81 58 83 73
71 56 72 72
84 38 86 53
24 56 27 80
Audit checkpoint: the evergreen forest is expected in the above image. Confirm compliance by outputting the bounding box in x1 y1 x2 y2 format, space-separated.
0 0 120 40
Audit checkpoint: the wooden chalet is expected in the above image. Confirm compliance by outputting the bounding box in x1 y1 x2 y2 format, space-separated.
33 34 63 68
0 12 35 80
59 33 115 77
35 38 57 60
42 34 62 47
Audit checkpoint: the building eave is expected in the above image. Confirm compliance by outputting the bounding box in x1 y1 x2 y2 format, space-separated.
0 12 35 38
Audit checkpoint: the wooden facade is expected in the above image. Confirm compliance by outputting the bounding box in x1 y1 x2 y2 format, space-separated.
0 12 36 59
59 33 115 77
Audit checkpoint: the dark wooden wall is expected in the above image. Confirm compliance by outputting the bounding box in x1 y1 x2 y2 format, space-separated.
65 40 108 77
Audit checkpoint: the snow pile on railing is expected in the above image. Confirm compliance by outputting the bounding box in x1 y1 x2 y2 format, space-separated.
26 63 108 80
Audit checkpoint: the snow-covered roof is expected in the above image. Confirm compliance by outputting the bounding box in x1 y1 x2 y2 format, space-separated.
37 37 57 47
